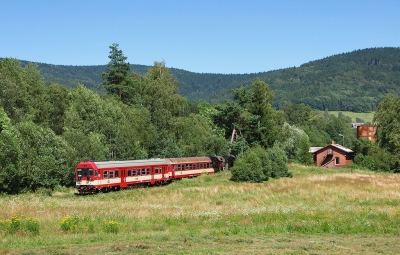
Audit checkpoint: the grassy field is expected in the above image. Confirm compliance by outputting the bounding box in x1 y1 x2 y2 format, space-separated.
327 111 375 123
1 165 400 254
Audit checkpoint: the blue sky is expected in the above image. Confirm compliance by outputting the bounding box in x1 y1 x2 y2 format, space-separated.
1 0 399 74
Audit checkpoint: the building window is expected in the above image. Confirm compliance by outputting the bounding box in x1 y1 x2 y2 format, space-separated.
335 157 340 165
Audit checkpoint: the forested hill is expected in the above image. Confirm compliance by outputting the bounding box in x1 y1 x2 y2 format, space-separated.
10 47 400 112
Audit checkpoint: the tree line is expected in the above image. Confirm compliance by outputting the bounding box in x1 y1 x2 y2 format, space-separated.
11 47 400 112
1 44 399 194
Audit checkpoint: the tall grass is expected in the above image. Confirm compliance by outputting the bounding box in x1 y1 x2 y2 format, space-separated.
0 165 400 252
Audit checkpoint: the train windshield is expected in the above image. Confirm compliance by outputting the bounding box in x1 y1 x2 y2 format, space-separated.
77 168 93 179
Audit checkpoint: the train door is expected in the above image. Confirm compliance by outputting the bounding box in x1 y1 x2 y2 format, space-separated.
151 167 155 185
121 168 127 188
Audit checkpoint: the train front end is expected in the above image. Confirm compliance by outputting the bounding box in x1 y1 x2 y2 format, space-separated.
75 162 99 194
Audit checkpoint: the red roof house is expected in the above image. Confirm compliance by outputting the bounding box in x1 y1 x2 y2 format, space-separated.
309 141 354 167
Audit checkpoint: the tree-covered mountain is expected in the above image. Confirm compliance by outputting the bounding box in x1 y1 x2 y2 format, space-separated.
8 47 400 112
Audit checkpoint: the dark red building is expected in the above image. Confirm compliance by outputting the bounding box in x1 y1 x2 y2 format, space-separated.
309 141 354 167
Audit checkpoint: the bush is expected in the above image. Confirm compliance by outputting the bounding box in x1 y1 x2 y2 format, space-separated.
230 149 265 182
230 146 292 182
268 145 291 178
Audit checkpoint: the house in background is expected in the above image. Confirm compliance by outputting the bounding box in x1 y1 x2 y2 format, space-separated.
309 141 354 167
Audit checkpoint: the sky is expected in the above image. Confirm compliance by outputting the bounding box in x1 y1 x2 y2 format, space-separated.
1 0 399 74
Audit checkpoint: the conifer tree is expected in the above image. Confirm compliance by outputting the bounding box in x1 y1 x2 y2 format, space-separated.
101 43 131 100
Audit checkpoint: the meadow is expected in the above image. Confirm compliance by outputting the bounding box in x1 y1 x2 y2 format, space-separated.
327 111 375 123
0 165 400 254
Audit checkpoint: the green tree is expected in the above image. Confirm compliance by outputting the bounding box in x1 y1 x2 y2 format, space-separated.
17 121 74 191
283 102 313 126
0 107 21 194
47 83 69 135
373 94 400 169
0 58 47 125
267 145 291 178
230 148 265 182
277 123 309 161
296 135 314 165
63 84 110 161
101 43 131 100
246 80 284 147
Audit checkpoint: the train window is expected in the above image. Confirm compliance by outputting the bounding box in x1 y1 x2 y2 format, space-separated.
95 170 98 177
103 171 108 179
128 170 131 176
156 168 159 174
146 168 150 175
109 171 114 179
132 169 136 176
141 169 146 175
115 170 119 177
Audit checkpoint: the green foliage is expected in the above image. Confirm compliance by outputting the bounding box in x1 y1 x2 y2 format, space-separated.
277 123 309 161
60 216 79 232
230 146 290 182
267 145 291 178
101 43 131 100
0 107 22 194
374 94 400 170
25 217 40 235
15 47 400 112
230 149 265 182
17 121 75 190
171 114 226 156
283 102 312 126
296 135 314 165
103 221 120 234
353 138 393 172
0 214 39 235
47 83 69 135
0 58 48 124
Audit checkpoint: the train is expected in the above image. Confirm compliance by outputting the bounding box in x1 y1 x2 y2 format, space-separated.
75 156 227 194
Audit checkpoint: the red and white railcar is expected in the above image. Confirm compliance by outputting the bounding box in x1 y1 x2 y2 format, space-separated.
75 157 222 194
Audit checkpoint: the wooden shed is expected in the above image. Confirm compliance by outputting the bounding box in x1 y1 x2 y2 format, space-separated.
309 141 354 167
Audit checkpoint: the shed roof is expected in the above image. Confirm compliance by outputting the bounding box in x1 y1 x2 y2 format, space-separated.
310 143 353 154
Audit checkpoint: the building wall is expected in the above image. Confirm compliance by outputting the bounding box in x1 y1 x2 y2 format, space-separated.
314 146 352 167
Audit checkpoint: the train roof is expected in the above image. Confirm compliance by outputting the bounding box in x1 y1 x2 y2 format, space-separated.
168 157 212 164
79 157 214 169
92 158 170 169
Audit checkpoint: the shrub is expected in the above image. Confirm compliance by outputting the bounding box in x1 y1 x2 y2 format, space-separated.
268 145 291 178
230 149 265 182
